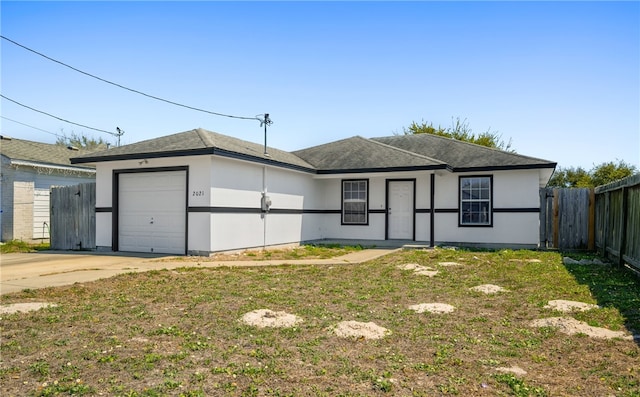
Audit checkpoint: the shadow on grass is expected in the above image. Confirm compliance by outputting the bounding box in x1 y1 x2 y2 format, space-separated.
563 259 640 346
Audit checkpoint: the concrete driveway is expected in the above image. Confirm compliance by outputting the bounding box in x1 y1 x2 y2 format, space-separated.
0 248 396 295
1 251 170 295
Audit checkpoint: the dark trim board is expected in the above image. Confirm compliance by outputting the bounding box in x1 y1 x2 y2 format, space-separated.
302 209 342 214
189 207 263 214
187 207 344 215
187 207 388 215
453 163 556 172
317 164 449 175
96 207 112 213
184 206 540 215
433 207 540 214
72 148 317 174
430 173 435 247
435 208 459 213
112 166 189 255
494 208 540 213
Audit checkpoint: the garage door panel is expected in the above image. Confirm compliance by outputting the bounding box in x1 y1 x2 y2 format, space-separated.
118 171 186 254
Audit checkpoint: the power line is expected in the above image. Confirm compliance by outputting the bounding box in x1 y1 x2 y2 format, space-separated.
1 94 118 136
0 115 65 139
1 35 262 122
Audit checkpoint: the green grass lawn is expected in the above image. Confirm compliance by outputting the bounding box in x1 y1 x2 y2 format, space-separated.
165 244 366 262
0 240 50 254
1 248 638 396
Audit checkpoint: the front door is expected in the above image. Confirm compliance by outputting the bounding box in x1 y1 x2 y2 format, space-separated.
387 180 414 240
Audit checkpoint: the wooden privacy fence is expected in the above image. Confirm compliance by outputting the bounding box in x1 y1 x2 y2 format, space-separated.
594 174 640 273
539 187 595 250
50 183 96 250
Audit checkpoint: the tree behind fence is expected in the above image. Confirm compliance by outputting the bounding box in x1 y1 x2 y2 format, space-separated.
50 183 96 250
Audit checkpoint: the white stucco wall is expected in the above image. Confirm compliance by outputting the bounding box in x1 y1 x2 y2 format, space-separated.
209 156 318 252
432 169 541 247
92 152 545 253
493 170 541 208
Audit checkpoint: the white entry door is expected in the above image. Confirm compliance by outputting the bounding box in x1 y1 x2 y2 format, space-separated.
388 181 414 240
118 171 186 254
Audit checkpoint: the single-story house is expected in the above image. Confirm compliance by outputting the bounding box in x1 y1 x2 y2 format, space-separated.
1 135 96 242
71 128 556 255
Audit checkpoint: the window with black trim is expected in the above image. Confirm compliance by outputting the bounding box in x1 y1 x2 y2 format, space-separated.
460 176 492 226
342 179 368 225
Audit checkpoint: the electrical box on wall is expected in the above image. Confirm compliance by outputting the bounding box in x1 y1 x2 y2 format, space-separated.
261 193 272 212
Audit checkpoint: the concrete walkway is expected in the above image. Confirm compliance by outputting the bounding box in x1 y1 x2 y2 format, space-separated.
0 248 398 295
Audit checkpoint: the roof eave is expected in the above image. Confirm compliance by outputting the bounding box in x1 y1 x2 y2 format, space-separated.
10 159 96 173
71 147 317 174
71 148 217 164
316 164 451 175
451 163 557 173
213 149 316 173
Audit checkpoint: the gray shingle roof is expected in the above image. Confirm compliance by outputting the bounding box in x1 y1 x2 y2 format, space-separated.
292 136 448 173
71 128 316 171
71 128 556 173
1 135 96 169
372 134 556 170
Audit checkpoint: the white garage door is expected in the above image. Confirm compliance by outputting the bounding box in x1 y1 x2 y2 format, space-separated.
118 171 186 254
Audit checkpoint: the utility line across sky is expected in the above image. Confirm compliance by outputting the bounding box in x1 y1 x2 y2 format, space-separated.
1 94 118 136
1 35 263 122
0 115 65 139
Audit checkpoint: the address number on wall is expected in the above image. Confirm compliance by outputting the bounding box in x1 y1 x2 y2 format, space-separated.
192 190 205 197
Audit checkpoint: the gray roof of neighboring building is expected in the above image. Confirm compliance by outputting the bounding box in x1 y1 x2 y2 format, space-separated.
71 128 556 173
71 128 316 171
372 134 556 171
0 135 96 170
292 136 448 173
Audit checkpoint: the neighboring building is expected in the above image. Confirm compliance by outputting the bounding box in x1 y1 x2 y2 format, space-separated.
0 135 96 242
71 128 556 255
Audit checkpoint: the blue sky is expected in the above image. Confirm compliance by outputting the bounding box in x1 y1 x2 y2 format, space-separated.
1 1 638 170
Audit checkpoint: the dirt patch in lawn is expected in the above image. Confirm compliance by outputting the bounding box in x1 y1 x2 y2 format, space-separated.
469 284 508 294
240 309 303 328
332 321 391 340
496 366 527 375
0 302 56 315
530 317 633 340
438 261 463 267
409 303 455 314
398 263 439 277
544 299 599 312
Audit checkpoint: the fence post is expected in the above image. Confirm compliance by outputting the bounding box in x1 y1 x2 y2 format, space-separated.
552 188 559 249
602 191 610 259
617 186 629 267
539 188 547 248
588 189 595 251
